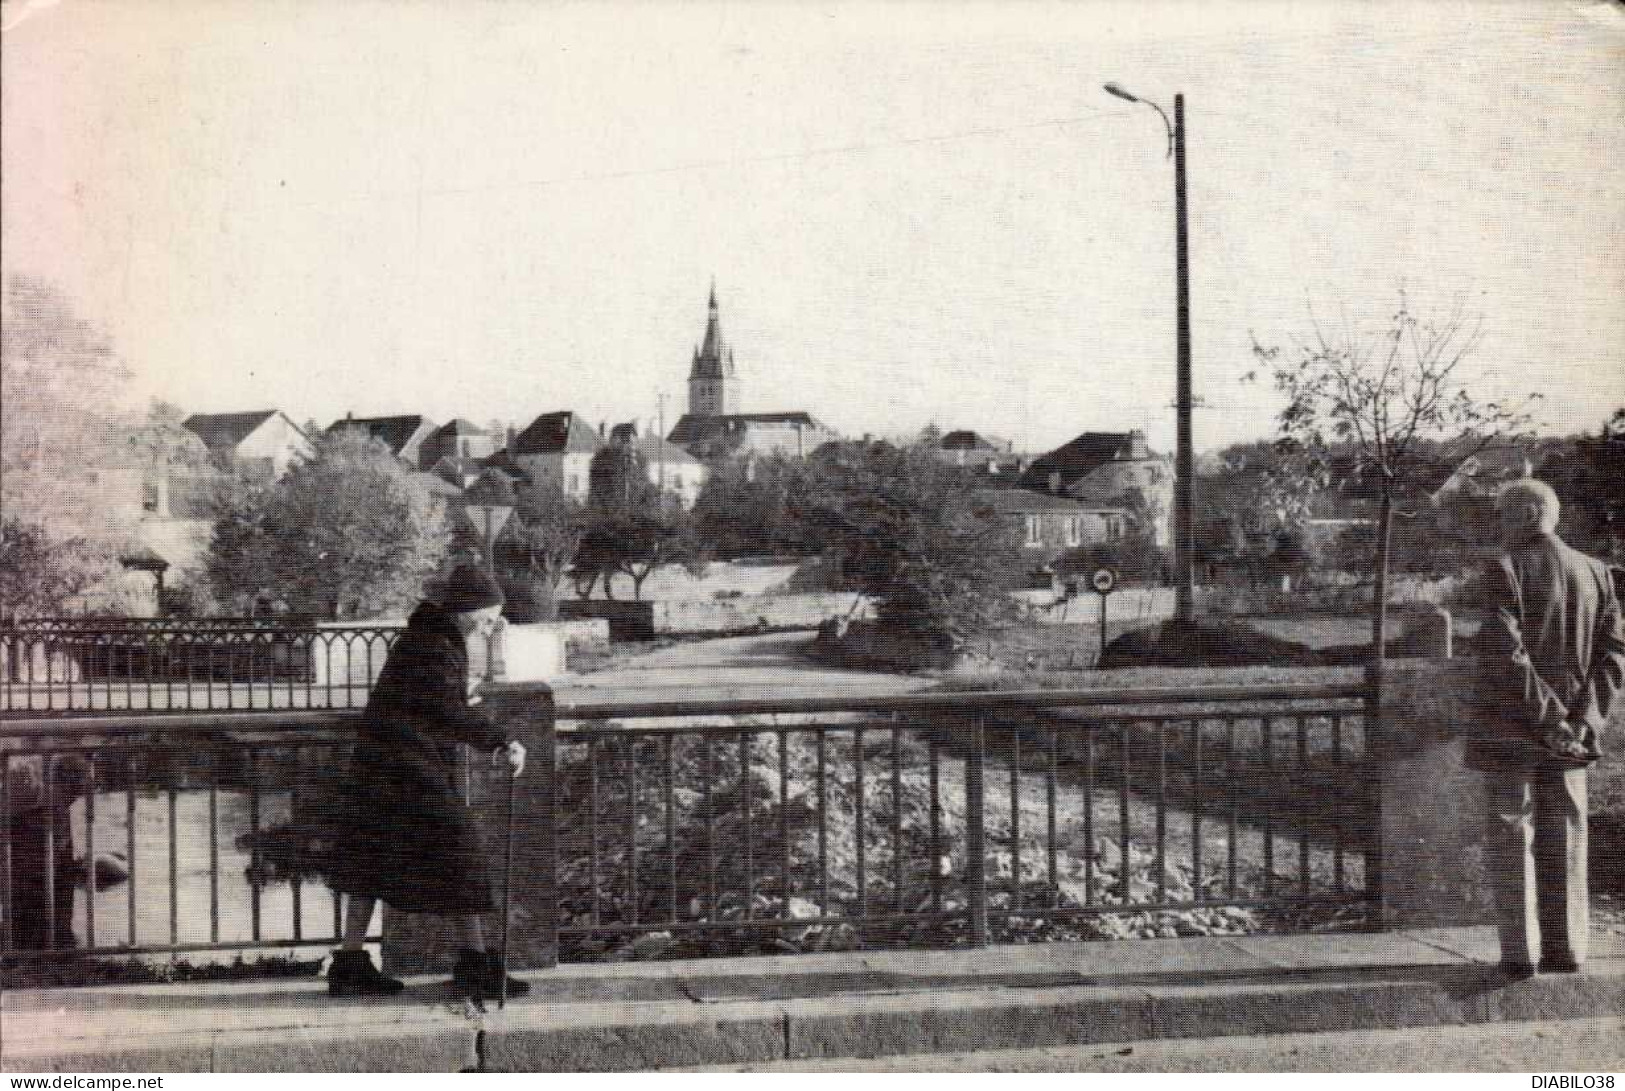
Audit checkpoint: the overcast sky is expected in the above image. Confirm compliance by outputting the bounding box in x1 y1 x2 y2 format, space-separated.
4 0 1622 455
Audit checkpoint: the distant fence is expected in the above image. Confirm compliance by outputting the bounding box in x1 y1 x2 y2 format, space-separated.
0 619 402 713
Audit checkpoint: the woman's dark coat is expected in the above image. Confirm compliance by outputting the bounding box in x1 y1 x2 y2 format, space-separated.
323 601 508 915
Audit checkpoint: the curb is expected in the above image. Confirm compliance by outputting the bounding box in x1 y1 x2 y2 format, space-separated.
7 960 1621 1072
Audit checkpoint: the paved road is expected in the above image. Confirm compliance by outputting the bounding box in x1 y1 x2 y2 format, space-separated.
557 630 937 704
702 1017 1625 1072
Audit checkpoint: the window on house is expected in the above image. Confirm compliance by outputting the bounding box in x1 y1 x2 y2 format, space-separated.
1107 516 1124 541
1025 515 1041 547
567 473 580 495
1065 517 1080 547
141 482 161 513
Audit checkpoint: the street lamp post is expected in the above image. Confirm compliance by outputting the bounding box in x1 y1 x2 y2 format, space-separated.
1104 82 1196 624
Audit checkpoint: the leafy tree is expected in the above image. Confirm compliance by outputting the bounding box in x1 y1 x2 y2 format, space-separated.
0 518 103 620
0 277 137 606
587 443 654 510
791 440 1020 646
205 430 450 618
578 508 705 601
1200 441 1324 536
1542 409 1625 562
691 454 813 558
204 471 280 614
1255 294 1537 665
1 276 131 530
574 444 706 600
495 479 584 620
123 399 211 482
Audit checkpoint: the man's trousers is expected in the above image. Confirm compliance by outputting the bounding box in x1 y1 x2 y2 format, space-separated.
1483 764 1588 968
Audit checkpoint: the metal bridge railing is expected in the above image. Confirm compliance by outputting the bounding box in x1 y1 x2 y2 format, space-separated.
1 712 375 963
1 681 1381 968
548 683 1380 956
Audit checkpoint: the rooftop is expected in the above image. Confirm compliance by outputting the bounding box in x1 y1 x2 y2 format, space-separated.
182 410 281 452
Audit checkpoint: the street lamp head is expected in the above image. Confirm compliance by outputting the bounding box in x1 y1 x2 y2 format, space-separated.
1103 82 1140 103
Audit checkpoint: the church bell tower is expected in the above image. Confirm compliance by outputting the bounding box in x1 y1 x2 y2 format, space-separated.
687 283 739 417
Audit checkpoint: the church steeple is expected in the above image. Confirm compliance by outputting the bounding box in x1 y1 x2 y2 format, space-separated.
687 281 739 417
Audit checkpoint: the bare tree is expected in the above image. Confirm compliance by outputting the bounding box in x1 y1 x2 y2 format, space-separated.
1254 293 1538 667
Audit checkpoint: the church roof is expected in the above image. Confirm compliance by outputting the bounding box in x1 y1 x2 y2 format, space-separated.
667 411 829 447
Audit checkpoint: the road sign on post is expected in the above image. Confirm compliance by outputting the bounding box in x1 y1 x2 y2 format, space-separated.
1091 568 1116 666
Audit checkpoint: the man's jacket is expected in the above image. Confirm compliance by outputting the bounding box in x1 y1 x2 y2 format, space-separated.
1467 531 1625 771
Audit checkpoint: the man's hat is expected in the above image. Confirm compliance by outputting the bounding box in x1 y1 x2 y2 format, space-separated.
439 564 505 614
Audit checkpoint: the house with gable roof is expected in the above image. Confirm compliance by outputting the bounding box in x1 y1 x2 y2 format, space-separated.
973 488 1130 556
326 413 440 469
182 409 313 481
420 418 496 468
607 422 709 509
933 429 1030 480
1018 429 1172 547
511 410 604 503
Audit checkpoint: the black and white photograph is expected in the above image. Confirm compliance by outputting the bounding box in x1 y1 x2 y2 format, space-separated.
2 0 1622 1076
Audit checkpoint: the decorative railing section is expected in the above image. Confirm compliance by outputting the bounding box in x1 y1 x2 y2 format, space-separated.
0 623 402 713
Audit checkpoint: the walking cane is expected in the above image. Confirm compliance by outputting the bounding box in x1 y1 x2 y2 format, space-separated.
499 760 518 1010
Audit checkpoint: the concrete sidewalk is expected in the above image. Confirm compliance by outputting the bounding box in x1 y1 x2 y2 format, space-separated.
3 927 1622 1072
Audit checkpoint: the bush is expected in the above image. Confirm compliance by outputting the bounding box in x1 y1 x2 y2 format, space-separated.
1099 619 1327 669
498 574 559 623
1056 537 1169 588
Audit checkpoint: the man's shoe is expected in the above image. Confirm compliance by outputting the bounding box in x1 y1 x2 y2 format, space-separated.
1538 957 1583 974
1498 961 1536 980
452 949 531 1000
328 950 405 997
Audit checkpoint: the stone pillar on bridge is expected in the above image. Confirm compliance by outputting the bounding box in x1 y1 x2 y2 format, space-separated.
381 681 558 976
1376 658 1497 926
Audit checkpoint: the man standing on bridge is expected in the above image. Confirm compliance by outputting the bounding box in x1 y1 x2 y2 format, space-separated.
1468 478 1625 976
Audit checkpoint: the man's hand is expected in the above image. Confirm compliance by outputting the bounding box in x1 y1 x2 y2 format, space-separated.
493 740 526 777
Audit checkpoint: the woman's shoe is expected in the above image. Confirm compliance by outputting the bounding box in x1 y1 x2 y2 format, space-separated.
452 949 531 1000
328 950 405 997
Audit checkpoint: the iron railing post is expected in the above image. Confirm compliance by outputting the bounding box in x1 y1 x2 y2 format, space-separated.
965 714 988 947
1363 662 1385 922
535 687 560 969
